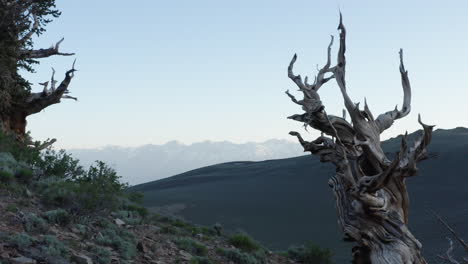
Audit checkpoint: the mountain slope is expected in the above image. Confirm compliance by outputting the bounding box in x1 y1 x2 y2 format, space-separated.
69 140 304 185
130 127 468 263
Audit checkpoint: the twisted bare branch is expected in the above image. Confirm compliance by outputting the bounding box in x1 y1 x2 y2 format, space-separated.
376 49 412 133
20 37 75 59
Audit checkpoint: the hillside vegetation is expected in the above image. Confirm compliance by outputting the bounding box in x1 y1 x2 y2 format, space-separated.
0 131 332 264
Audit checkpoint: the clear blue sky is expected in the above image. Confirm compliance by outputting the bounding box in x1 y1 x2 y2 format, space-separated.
24 0 468 149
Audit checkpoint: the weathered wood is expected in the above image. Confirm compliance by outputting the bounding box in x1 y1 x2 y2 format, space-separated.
286 14 431 263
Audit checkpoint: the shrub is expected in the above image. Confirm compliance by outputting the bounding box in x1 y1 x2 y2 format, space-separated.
42 235 68 257
0 170 14 184
44 209 71 226
217 248 259 264
40 161 128 214
95 224 136 260
91 246 112 264
8 232 35 247
228 232 260 252
287 243 333 264
37 149 84 179
15 168 33 184
174 237 208 256
190 256 214 264
6 203 18 213
0 131 41 165
24 213 48 233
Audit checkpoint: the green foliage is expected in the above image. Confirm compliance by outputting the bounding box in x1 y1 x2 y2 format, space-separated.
40 160 128 214
95 222 136 260
0 170 14 184
287 243 333 264
0 0 61 109
24 213 48 233
217 248 260 264
8 232 35 248
44 208 70 226
190 256 214 264
42 235 68 258
174 237 208 256
122 202 149 218
6 203 18 213
0 131 41 165
228 232 260 252
15 168 33 184
37 149 85 179
91 246 112 264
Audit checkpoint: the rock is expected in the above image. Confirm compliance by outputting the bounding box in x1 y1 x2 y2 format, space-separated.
10 256 37 264
179 250 192 261
114 218 125 227
195 233 204 239
71 254 93 264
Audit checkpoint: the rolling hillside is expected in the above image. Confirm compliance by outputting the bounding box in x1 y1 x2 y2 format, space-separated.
131 127 468 262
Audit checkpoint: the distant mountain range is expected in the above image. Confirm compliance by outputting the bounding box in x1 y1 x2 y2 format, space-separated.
68 139 305 185
130 127 468 263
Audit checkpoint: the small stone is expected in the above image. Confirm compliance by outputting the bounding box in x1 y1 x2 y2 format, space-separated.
114 218 125 227
10 256 37 264
179 250 192 261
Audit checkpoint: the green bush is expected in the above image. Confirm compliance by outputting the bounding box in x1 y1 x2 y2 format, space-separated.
24 213 48 233
6 203 18 213
0 131 41 165
0 170 14 184
36 149 84 179
287 243 333 264
190 256 214 264
8 232 35 247
217 248 259 264
15 168 33 184
174 237 208 256
44 209 71 226
228 232 260 252
95 224 136 260
91 246 112 264
42 235 68 257
40 161 128 214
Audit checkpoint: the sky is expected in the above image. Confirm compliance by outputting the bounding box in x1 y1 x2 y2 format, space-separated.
23 0 468 149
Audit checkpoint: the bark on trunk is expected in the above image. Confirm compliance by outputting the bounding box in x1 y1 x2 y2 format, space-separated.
286 14 431 263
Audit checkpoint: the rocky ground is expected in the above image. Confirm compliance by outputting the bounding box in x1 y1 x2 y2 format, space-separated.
0 179 297 264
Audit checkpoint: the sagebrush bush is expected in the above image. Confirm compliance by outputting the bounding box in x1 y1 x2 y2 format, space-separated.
190 256 214 264
42 235 68 257
287 243 333 264
24 213 48 233
217 248 259 264
44 208 71 226
15 168 33 184
0 170 14 184
174 237 208 256
95 222 137 260
91 246 112 264
228 232 260 252
8 232 35 248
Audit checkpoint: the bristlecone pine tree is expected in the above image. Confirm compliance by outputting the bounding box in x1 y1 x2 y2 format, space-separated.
0 0 76 147
286 15 433 263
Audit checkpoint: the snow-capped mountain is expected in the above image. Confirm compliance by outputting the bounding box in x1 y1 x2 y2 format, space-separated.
67 139 305 185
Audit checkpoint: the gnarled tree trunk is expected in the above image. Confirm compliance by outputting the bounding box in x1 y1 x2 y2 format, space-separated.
286 15 431 263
